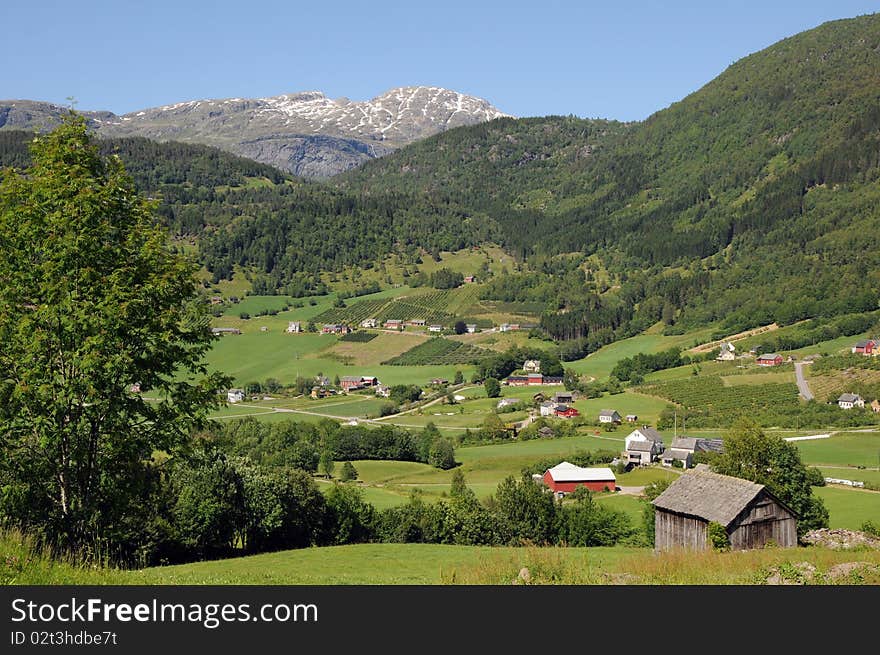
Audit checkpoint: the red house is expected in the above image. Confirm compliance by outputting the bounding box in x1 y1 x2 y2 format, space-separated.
756 353 783 367
542 462 616 495
852 339 876 355
555 405 580 418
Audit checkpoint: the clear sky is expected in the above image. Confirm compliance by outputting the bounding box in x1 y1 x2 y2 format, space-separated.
4 1 878 121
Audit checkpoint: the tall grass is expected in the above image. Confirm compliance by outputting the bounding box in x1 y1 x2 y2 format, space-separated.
0 528 128 585
441 545 880 585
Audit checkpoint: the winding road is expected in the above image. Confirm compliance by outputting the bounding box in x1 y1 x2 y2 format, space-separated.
794 361 814 400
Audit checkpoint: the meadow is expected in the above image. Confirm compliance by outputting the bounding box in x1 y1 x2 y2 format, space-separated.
6 532 879 585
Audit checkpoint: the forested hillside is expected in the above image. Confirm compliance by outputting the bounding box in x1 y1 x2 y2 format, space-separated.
0 131 498 296
339 14 880 338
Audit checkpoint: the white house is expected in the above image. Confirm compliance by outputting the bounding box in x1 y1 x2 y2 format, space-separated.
540 401 558 416
523 359 541 373
286 321 301 333
625 426 665 451
227 389 245 403
837 393 865 410
428 324 443 332
360 318 378 328
466 324 478 334
716 342 736 361
497 398 520 409
598 409 622 424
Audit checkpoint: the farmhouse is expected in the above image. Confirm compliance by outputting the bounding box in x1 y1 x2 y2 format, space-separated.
532 392 546 403
211 327 241 335
322 324 349 334
311 386 330 399
625 440 661 466
523 359 541 373
466 324 478 333
383 319 403 330
286 321 302 333
625 426 665 452
851 339 877 355
625 414 638 423
375 385 390 398
227 389 245 403
598 409 622 424
661 438 698 468
360 318 378 328
497 397 520 409
837 393 865 409
552 392 575 404
540 401 557 416
428 324 444 332
542 462 617 496
408 319 426 327
652 470 798 551
716 342 736 361
499 323 521 332
555 405 580 419
756 353 783 367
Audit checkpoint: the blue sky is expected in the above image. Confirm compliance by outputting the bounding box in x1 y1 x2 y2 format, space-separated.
4 1 878 121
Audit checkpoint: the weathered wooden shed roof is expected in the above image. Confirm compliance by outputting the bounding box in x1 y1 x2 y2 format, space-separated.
652 470 770 526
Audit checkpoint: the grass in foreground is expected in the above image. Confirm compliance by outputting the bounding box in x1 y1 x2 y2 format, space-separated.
5 531 879 585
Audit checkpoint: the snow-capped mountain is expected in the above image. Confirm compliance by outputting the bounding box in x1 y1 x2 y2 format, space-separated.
1 87 510 177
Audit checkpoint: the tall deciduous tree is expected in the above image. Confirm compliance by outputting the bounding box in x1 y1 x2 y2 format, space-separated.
712 419 829 536
0 115 228 552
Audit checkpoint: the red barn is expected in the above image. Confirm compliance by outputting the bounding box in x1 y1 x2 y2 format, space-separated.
554 405 580 418
527 373 544 385
756 353 783 367
852 339 876 355
542 462 616 495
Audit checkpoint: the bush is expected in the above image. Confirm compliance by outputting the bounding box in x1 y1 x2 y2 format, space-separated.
707 521 730 551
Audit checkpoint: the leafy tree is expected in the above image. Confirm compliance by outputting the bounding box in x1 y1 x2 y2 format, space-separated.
484 377 501 398
492 475 557 545
0 116 228 553
428 437 456 469
333 374 341 387
319 451 336 479
454 370 464 385
340 461 358 482
563 368 581 392
454 320 467 335
712 419 829 536
324 483 375 544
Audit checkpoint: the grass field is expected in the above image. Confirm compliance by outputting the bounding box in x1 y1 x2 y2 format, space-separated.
7 532 880 585
795 432 880 468
565 324 715 380
813 487 880 529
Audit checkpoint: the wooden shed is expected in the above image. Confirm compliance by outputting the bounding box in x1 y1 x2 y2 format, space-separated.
652 470 797 552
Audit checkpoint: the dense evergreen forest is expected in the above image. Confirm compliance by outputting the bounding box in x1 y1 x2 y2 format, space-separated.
0 131 498 296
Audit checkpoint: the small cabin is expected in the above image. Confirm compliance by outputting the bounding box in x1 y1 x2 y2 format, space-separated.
652 470 797 551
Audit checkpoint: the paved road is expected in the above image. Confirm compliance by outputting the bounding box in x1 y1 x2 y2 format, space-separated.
794 362 814 400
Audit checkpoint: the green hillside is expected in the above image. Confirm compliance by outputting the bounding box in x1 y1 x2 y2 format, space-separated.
339 14 880 340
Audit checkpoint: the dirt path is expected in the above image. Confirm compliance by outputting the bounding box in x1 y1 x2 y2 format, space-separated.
688 323 779 354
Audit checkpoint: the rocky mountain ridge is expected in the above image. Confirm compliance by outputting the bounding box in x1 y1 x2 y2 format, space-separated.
0 86 510 177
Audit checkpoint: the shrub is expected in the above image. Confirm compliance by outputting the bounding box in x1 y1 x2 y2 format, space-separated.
707 521 730 552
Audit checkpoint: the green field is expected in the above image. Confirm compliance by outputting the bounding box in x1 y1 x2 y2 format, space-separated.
814 487 880 530
795 432 880 468
565 325 715 380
